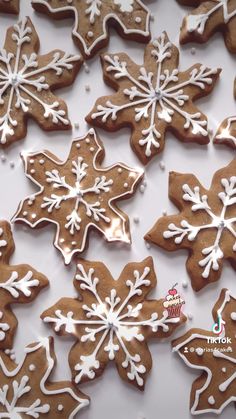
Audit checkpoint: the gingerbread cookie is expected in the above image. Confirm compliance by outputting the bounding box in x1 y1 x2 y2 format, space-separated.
31 0 151 59
0 0 19 13
12 129 143 264
173 288 236 415
145 159 236 291
0 337 89 417
214 78 236 149
41 257 186 389
86 32 220 165
0 17 81 147
177 0 236 53
0 220 48 349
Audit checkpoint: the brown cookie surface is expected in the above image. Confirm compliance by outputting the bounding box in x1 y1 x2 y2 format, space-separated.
0 0 19 13
41 257 186 389
0 220 48 350
214 78 236 149
173 289 236 415
145 159 236 291
0 17 81 147
31 0 151 59
0 337 89 417
87 32 220 165
177 0 236 53
12 129 143 264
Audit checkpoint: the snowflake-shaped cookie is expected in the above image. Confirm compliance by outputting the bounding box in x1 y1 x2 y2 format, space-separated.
173 288 236 415
12 129 143 264
87 32 220 165
0 0 19 14
177 0 236 53
0 220 48 349
0 337 89 417
214 79 236 149
42 257 186 389
31 0 151 59
145 159 236 291
0 17 81 147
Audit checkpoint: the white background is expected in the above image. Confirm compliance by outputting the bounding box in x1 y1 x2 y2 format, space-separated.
0 1 235 418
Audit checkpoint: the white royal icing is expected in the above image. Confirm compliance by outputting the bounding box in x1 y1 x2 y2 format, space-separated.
215 117 236 148
0 338 89 418
13 129 143 264
0 228 7 257
44 263 180 387
163 176 236 278
0 311 10 342
0 17 80 144
186 1 236 35
91 33 217 157
31 0 150 57
0 271 39 298
173 290 236 415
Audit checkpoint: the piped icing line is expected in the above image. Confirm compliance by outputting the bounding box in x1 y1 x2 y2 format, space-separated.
173 290 236 415
0 337 89 418
31 0 151 57
185 1 236 35
12 129 143 264
215 116 236 148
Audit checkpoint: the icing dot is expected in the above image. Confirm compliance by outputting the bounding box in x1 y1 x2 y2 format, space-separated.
28 200 33 206
23 211 28 216
135 17 142 23
4 349 10 355
10 354 16 361
31 213 37 219
85 138 90 144
29 364 36 371
182 280 188 289
159 161 165 170
222 367 226 373
231 312 236 321
162 210 167 216
195 347 204 356
30 169 35 174
60 238 65 243
57 404 64 412
76 143 81 148
71 241 77 246
118 168 122 173
208 396 215 405
90 147 95 152
88 31 94 38
39 159 45 165
29 159 34 164
124 183 128 188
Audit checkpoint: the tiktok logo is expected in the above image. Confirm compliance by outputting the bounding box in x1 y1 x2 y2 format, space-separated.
212 314 225 336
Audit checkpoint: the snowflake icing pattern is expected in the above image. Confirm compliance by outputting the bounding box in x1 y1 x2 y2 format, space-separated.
32 0 151 58
87 32 220 164
178 0 236 52
173 289 236 415
145 160 236 291
0 220 48 349
0 338 89 418
42 258 185 389
13 130 143 264
0 17 81 146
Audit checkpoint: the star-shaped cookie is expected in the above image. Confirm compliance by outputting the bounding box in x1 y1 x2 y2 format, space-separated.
177 0 236 53
0 17 81 147
13 129 143 264
0 337 89 417
0 220 48 350
0 0 19 13
42 257 186 389
145 159 236 291
31 0 151 59
87 32 220 165
214 78 236 149
173 289 236 415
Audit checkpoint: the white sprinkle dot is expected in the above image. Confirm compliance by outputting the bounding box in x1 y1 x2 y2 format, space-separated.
222 367 226 373
90 147 95 152
76 143 81 148
159 161 165 170
85 138 90 144
231 312 236 321
30 169 35 174
10 354 16 361
196 347 204 356
60 238 65 243
31 213 37 219
118 168 122 173
29 159 34 164
135 17 142 23
124 183 128 188
29 364 36 371
39 159 45 165
72 241 77 246
58 404 64 412
182 280 188 289
162 210 167 216
4 349 10 355
88 31 94 38
208 396 215 405
28 201 33 206
23 211 28 216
